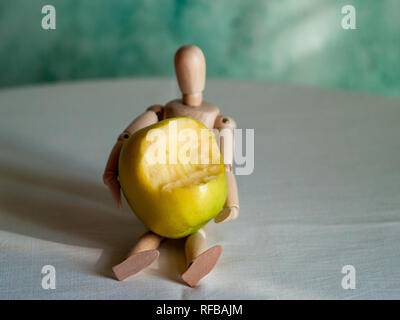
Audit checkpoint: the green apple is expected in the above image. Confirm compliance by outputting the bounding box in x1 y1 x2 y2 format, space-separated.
119 117 227 238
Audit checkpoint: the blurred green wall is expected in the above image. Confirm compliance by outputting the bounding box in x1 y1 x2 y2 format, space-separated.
0 0 399 98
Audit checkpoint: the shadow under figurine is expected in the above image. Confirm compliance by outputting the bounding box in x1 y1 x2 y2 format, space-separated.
103 45 240 287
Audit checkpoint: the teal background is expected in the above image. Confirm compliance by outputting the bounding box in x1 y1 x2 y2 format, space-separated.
0 0 399 98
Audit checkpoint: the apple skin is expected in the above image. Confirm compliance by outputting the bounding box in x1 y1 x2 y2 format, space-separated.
118 117 227 239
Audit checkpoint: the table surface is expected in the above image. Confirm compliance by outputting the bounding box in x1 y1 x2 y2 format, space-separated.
0 79 399 299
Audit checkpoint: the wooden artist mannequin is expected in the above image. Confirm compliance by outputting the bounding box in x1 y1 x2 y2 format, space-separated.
103 45 239 287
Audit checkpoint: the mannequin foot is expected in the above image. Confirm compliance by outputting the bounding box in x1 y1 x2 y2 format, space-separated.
181 245 223 288
113 249 159 281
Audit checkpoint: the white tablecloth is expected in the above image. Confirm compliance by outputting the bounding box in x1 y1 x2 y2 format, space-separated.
0 79 399 299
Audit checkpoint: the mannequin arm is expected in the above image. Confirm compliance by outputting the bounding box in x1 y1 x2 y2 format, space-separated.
213 115 239 223
103 105 162 207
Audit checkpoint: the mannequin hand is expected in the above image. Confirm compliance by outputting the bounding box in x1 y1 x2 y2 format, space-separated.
214 206 239 223
103 171 122 208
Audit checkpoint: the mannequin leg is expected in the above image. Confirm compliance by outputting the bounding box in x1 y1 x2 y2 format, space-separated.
113 231 163 281
181 229 223 287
